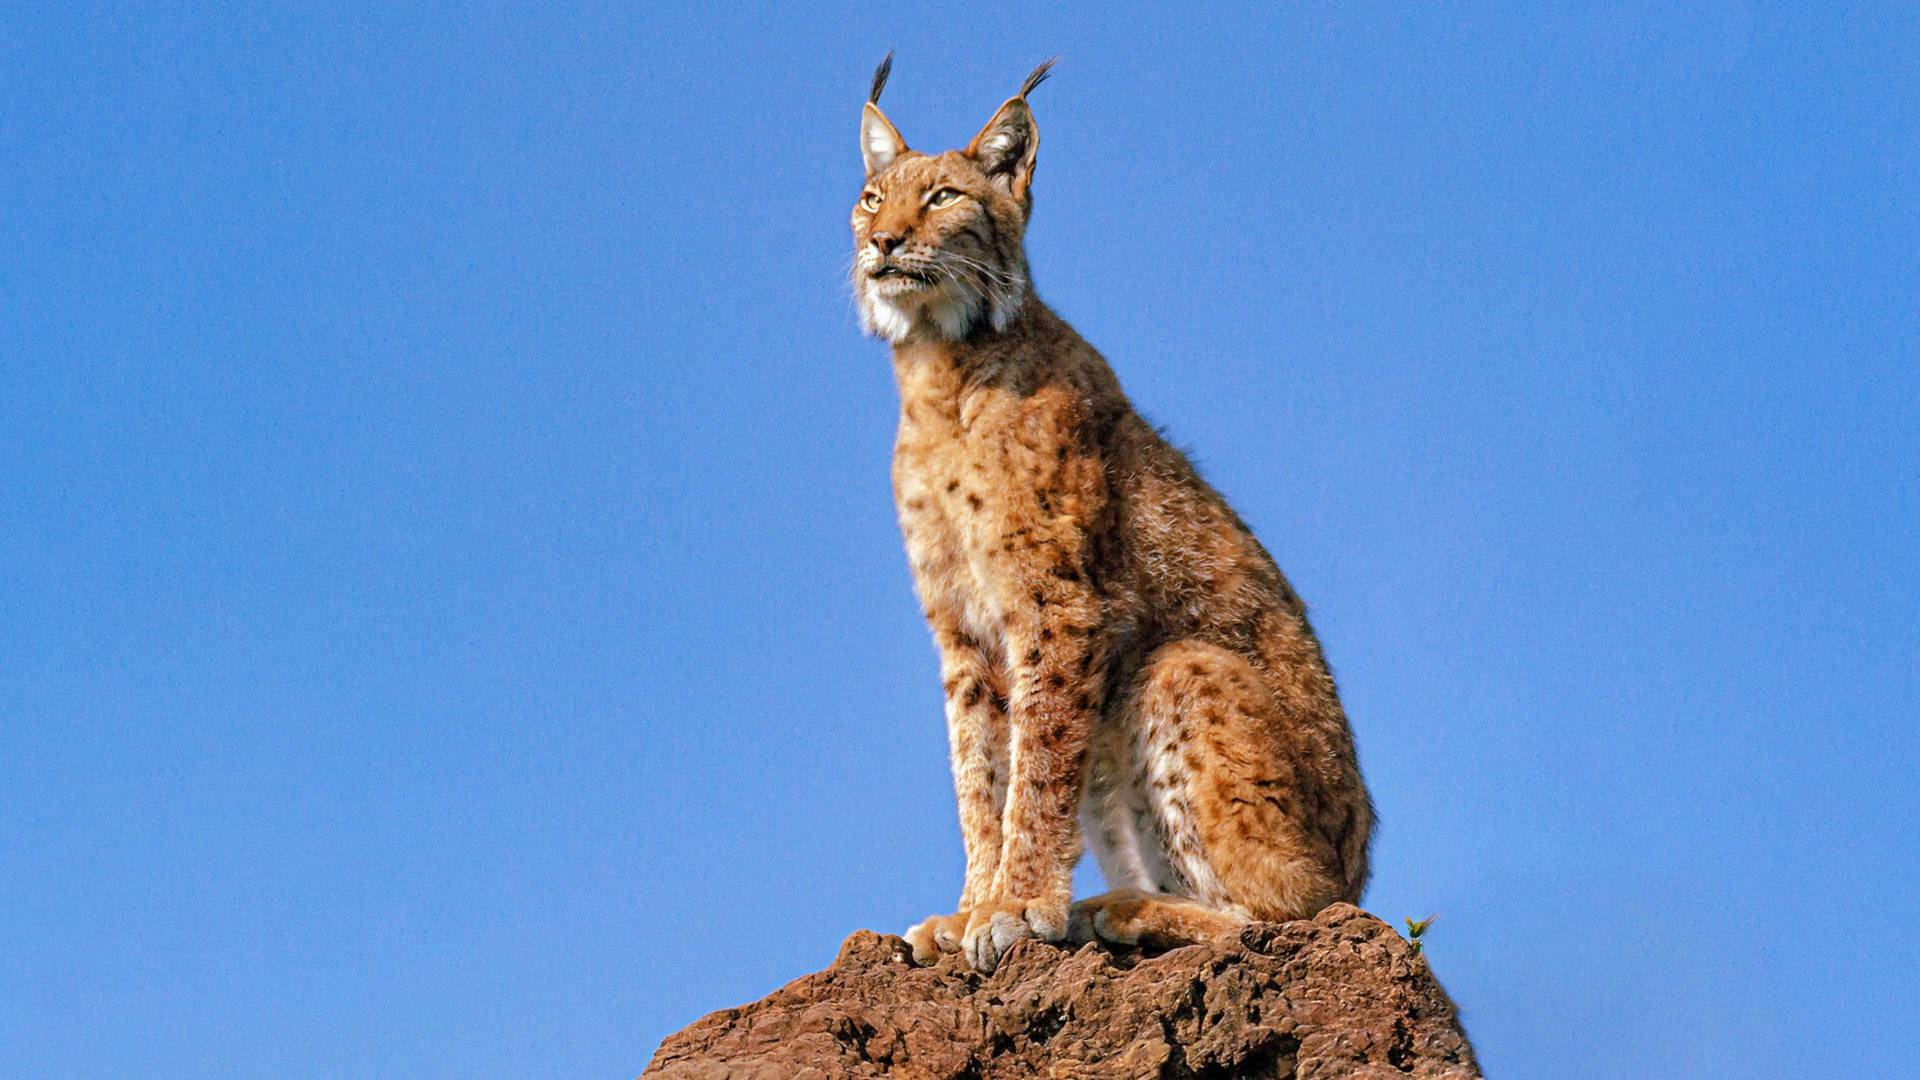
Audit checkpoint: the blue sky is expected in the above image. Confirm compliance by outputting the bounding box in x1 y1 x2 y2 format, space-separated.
3 4 1915 1077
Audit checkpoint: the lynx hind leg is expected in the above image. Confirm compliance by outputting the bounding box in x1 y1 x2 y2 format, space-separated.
1072 889 1248 950
1131 641 1348 924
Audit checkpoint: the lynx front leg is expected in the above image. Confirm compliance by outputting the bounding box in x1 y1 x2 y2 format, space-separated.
960 591 1102 972
905 625 1009 964
950 389 1112 972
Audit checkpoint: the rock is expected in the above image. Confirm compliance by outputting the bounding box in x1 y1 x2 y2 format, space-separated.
643 903 1481 1079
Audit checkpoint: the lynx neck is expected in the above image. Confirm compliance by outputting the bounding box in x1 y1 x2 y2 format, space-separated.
888 297 1057 405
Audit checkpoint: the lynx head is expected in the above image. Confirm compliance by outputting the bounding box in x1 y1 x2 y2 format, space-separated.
851 54 1055 344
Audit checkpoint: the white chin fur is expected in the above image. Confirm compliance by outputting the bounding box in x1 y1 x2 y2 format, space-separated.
858 287 920 343
858 277 1022 344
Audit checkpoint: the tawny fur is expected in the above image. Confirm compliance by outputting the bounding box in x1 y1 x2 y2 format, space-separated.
853 59 1374 973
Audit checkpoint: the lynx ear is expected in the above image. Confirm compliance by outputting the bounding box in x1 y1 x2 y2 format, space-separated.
861 103 908 177
861 51 907 177
967 59 1055 205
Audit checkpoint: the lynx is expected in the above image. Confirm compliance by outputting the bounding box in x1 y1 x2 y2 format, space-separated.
853 56 1374 974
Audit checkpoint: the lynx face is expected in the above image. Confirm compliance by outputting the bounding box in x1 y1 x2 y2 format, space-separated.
852 155 1028 342
851 56 1052 343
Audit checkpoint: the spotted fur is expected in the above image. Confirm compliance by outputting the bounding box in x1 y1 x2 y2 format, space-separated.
861 59 1374 974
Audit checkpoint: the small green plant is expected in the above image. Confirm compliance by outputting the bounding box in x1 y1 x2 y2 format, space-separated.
1404 913 1439 955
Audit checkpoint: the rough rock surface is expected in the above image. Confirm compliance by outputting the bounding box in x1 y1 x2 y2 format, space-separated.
644 903 1480 1079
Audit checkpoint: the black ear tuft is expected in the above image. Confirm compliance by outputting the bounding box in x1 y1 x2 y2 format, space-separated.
1019 57 1058 99
869 50 895 105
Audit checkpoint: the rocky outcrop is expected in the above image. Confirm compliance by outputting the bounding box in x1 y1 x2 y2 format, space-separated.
644 903 1480 1079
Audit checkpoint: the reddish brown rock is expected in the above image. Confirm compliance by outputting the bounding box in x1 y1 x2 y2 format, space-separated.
644 903 1480 1079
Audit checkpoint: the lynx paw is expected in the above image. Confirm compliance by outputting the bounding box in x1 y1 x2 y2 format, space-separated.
961 897 1069 973
1086 893 1151 945
903 911 969 965
1072 889 1249 950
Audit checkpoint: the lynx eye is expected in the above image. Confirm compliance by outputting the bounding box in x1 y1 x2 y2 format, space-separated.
928 188 962 209
859 190 882 212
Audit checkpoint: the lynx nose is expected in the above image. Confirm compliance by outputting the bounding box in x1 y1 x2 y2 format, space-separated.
870 230 905 256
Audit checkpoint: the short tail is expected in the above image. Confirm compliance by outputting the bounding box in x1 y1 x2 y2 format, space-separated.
1340 793 1377 901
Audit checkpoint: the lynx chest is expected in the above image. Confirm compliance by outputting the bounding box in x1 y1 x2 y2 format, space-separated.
890 372 1026 656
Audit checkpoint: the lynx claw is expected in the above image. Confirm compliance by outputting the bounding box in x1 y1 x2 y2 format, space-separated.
903 911 969 965
960 898 1069 973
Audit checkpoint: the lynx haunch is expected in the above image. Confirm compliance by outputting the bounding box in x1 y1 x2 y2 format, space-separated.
852 55 1374 974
